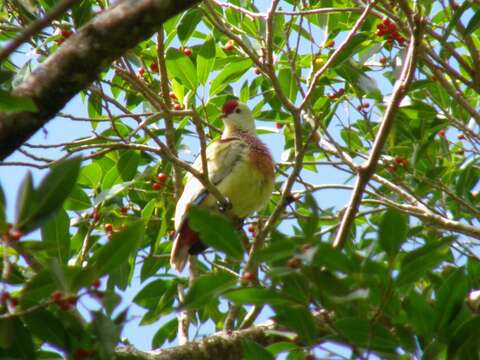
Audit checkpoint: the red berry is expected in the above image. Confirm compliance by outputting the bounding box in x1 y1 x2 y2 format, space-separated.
247 225 255 233
251 231 257 237
275 122 284 129
169 91 177 100
173 103 183 110
9 229 22 241
336 88 345 97
157 173 168 182
1 292 11 303
254 67 262 75
438 129 446 138
182 47 192 56
152 182 162 191
136 67 145 78
394 156 404 165
387 165 397 174
104 223 113 233
51 291 63 302
93 290 105 299
67 296 78 306
287 257 302 268
457 133 465 140
91 211 100 222
431 76 438 81
362 103 370 109
60 30 73 38
327 93 337 101
150 62 159 72
379 57 387 65
242 272 255 282
9 298 18 307
120 206 128 215
224 40 235 51
91 279 101 289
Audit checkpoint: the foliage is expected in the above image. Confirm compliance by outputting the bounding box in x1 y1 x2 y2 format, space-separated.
1 0 480 359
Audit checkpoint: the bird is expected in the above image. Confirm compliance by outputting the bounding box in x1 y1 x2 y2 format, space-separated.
170 100 275 271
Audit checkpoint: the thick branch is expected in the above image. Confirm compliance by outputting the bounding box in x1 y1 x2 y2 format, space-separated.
333 16 422 249
0 0 200 160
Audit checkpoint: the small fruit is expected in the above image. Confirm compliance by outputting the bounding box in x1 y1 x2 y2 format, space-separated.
387 165 397 174
91 210 100 222
169 230 176 238
325 39 335 48
152 182 163 191
394 156 404 165
438 129 446 138
1 292 11 303
157 173 168 182
336 88 345 97
247 225 255 233
91 279 101 289
51 291 63 302
242 272 255 283
224 39 235 51
9 229 22 241
136 67 145 78
254 67 262 75
314 57 325 67
60 30 73 38
173 103 183 110
275 122 284 129
457 133 465 140
182 47 192 56
120 206 128 215
150 62 159 72
327 93 337 101
104 223 113 233
287 257 302 268
168 91 177 100
379 57 388 66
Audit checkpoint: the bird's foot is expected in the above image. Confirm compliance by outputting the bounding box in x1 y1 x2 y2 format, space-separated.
217 197 232 213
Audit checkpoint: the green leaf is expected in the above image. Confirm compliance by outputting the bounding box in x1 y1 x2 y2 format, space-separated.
465 10 480 35
177 9 201 44
133 279 177 310
404 291 435 336
18 157 82 233
396 238 451 287
448 316 480 358
188 206 244 260
274 305 317 345
0 318 35 359
166 48 197 90
334 317 397 354
242 339 275 360
197 38 216 85
64 186 91 210
15 171 35 226
41 209 70 264
224 288 291 306
117 151 139 181
22 309 68 350
278 68 298 102
210 58 252 96
434 269 468 331
330 33 368 67
93 220 144 277
378 209 408 258
183 272 237 309
91 312 120 359
78 162 103 188
0 90 37 112
152 318 178 349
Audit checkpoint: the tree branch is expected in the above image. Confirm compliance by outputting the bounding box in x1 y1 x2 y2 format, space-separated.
0 0 200 160
333 15 423 249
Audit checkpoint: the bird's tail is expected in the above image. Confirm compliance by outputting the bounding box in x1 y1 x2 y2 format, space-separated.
170 221 198 272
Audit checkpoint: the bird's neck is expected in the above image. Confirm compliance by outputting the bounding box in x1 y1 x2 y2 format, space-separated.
222 125 256 139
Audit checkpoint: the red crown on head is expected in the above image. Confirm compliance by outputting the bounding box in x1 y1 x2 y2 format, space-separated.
222 99 239 115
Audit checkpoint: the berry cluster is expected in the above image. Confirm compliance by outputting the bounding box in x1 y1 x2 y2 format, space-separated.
168 91 184 110
375 18 405 46
152 172 168 190
327 88 345 101
55 28 73 45
51 291 78 311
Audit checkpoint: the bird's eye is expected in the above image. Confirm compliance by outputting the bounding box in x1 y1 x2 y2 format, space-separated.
235 108 241 113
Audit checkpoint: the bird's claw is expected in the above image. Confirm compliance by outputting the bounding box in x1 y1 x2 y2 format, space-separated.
217 198 232 212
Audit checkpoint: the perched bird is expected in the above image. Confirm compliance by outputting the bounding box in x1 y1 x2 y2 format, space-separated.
170 100 275 271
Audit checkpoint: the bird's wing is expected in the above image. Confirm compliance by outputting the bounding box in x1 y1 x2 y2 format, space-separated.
174 137 247 230
170 138 248 271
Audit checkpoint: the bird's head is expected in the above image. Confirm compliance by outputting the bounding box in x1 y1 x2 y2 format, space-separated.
221 100 255 135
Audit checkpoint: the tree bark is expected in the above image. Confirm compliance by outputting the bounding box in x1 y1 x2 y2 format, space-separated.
0 0 200 160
